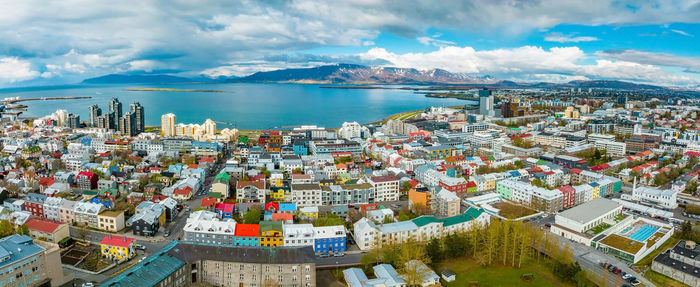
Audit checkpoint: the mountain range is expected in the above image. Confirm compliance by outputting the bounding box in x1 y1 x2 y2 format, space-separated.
81 64 692 93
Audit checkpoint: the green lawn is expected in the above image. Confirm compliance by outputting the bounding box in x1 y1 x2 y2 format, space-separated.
590 223 611 234
645 270 690 287
438 258 571 287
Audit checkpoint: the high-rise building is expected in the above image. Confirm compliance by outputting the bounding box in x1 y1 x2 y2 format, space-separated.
203 119 216 136
67 113 80 129
89 104 102 127
617 95 627 105
478 88 493 116
119 112 135 136
161 113 176 137
108 97 123 120
130 102 145 135
97 113 115 130
500 100 526 118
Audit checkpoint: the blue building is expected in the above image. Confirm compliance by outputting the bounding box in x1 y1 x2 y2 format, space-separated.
313 225 346 254
293 139 309 156
0 235 51 287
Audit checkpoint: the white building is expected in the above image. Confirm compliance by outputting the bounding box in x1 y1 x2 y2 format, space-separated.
550 198 623 245
627 186 678 209
595 140 627 157
283 224 315 247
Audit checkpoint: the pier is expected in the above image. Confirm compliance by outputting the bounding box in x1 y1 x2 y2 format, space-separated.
1 96 92 104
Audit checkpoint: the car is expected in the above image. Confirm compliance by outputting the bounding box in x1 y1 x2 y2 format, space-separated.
82 283 95 287
620 271 627 278
621 284 632 287
135 244 146 250
613 269 622 275
607 265 616 272
164 231 171 237
626 276 636 282
185 207 191 212
318 253 330 258
333 252 345 257
545 223 551 227
630 280 641 286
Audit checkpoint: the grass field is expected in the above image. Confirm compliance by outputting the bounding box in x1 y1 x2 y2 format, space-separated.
492 201 538 219
645 270 690 287
438 258 572 287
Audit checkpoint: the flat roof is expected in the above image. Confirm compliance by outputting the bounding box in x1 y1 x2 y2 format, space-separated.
558 198 620 224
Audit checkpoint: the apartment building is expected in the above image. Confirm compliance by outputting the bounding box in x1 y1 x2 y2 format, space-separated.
366 175 400 202
0 235 67 287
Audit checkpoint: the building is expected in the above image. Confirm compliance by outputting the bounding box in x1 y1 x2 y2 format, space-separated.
98 210 126 232
283 224 315 248
0 235 67 287
344 264 406 287
435 189 460 218
130 101 145 135
77 171 98 190
100 235 136 262
594 140 627 157
103 241 316 287
73 201 104 228
550 198 623 245
626 186 678 209
313 225 346 254
651 241 700 287
24 218 70 244
23 193 47 218
161 113 177 137
478 88 494 116
183 218 237 245
291 183 322 207
259 221 284 247
211 173 231 198
404 260 440 287
366 175 400 202
236 180 266 203
89 104 102 127
234 223 260 246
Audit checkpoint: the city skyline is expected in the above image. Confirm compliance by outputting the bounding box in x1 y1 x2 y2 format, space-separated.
0 1 697 88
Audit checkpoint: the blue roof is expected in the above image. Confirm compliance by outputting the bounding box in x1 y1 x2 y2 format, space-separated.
508 171 519 177
0 235 45 268
589 182 600 187
279 203 297 211
102 241 184 287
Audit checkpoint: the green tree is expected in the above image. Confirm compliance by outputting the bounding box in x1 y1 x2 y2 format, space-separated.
314 213 345 227
292 167 303 174
401 181 412 192
242 206 262 224
0 220 14 237
425 237 443 265
15 224 29 236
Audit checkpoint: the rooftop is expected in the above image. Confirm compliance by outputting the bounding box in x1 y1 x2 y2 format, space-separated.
557 198 620 224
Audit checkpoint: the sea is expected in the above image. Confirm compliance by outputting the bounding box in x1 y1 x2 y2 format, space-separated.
0 83 475 129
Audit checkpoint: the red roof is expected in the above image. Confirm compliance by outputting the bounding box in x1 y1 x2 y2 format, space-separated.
271 213 293 222
25 218 62 233
39 177 55 187
360 203 378 212
100 235 135 247
215 203 235 213
150 194 168 202
369 175 399 183
467 181 477 188
201 197 217 207
557 185 575 193
173 186 193 196
686 151 700 157
188 164 199 169
78 171 95 179
235 223 260 237
199 157 214 163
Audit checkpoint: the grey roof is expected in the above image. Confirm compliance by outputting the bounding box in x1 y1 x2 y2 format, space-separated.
557 198 620 224
653 251 700 279
168 242 316 264
291 183 321 190
102 242 184 287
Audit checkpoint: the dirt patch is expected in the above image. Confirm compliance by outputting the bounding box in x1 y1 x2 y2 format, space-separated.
316 270 346 287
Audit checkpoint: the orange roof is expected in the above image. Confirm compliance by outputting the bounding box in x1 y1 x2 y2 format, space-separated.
201 197 217 207
174 186 193 196
271 213 293 221
25 218 62 233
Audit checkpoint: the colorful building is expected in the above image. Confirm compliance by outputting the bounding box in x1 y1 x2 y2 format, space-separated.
100 235 136 261
313 225 346 254
259 221 284 247
233 223 260 246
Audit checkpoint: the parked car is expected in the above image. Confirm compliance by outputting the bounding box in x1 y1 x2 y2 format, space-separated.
135 244 147 250
626 276 636 282
607 265 616 272
630 280 641 286
318 253 330 258
164 231 171 237
545 223 551 227
613 269 622 275
333 252 345 257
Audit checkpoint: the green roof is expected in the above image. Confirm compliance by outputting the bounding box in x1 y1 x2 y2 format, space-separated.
442 208 484 227
412 216 442 227
213 173 231 184
99 188 119 197
82 190 98 196
259 221 283 232
102 242 184 287
208 192 223 198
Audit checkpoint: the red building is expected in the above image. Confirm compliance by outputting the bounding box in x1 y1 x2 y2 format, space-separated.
77 171 98 190
24 193 47 218
556 185 576 209
438 177 469 195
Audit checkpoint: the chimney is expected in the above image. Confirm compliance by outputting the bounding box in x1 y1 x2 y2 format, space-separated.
109 234 112 239
123 236 127 242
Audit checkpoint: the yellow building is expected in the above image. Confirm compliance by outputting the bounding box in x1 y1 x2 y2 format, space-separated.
590 184 601 199
100 235 135 261
300 206 319 219
259 221 284 247
270 187 288 202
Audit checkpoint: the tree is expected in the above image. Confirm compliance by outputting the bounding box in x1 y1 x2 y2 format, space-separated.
15 224 29 236
347 209 363 223
513 160 525 169
242 206 262 224
401 181 412 192
425 237 443 265
412 203 432 215
0 220 14 237
314 213 345 227
397 239 431 287
292 167 303 174
360 252 378 274
382 215 394 224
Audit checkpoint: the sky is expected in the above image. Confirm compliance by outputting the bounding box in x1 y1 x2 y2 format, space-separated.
0 0 699 89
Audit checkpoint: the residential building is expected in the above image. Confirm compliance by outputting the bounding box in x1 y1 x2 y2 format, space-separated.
283 224 315 248
24 218 70 244
259 221 284 247
366 175 400 202
291 183 322 207
98 210 125 232
651 241 700 287
627 186 678 209
313 225 346 254
73 201 104 228
0 235 67 287
435 189 460 218
100 235 136 262
161 113 176 137
234 223 260 246
236 180 266 203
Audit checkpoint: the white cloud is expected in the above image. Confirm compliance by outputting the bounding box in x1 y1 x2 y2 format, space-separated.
671 29 694 37
416 36 455 47
359 45 700 87
0 57 39 83
544 33 599 43
596 49 700 70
